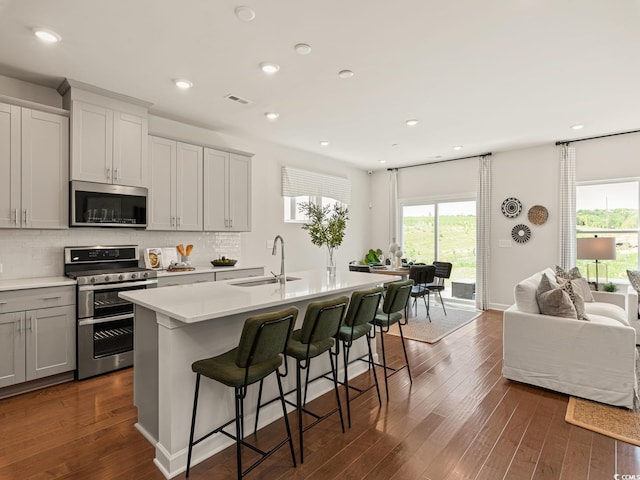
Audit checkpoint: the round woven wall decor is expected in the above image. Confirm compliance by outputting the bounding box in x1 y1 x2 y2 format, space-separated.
501 197 522 218
512 224 532 244
528 205 548 225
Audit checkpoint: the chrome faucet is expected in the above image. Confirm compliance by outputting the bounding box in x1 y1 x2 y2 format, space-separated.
271 235 286 284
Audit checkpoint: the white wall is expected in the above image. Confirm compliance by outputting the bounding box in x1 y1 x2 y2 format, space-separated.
371 136 640 310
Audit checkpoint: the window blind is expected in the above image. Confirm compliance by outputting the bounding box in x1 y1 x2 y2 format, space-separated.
281 166 351 204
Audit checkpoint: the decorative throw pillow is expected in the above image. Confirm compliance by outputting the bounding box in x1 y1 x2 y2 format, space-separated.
536 273 577 319
556 265 581 280
556 265 594 303
558 278 588 320
628 270 640 293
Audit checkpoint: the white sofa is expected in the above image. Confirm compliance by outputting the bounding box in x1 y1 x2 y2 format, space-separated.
503 267 638 409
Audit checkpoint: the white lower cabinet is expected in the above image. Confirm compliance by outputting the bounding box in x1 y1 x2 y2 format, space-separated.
0 287 76 389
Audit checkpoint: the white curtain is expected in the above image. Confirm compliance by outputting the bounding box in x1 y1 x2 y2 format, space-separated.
559 144 577 270
476 155 491 310
389 169 399 245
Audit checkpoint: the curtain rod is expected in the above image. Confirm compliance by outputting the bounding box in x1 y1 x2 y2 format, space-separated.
556 128 640 146
387 152 492 171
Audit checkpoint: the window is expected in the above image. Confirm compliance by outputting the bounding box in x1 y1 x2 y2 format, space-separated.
401 199 476 290
284 196 343 223
281 166 350 222
576 180 639 281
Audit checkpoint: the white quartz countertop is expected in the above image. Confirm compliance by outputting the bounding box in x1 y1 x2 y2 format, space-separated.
155 264 264 277
120 269 400 324
0 276 76 291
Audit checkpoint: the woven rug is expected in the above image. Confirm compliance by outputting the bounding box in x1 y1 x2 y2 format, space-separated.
387 306 480 344
565 397 640 446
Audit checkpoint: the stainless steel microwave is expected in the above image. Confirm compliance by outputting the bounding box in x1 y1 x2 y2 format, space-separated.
70 181 148 228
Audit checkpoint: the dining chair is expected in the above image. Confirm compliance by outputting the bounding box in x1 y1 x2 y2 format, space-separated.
409 265 436 320
426 261 453 315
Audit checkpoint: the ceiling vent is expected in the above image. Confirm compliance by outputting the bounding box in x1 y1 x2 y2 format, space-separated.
224 93 252 105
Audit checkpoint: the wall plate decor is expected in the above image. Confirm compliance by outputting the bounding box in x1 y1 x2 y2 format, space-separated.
512 224 532 244
528 205 548 225
501 197 522 218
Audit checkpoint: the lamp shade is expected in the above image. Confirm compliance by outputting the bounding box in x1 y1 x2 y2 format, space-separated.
576 236 616 260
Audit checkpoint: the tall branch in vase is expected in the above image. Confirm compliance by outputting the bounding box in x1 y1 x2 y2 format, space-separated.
298 202 349 276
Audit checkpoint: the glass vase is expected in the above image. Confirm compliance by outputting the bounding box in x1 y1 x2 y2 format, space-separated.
326 247 337 277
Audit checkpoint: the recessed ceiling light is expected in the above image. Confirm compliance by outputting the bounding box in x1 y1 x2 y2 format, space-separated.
405 119 419 127
234 6 256 22
453 145 463 151
33 28 61 43
264 112 280 121
379 160 386 164
320 140 329 147
294 43 312 55
571 124 585 130
260 62 280 74
174 79 193 90
338 70 354 79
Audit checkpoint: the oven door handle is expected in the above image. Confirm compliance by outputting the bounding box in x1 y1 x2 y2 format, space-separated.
79 313 135 326
78 279 158 292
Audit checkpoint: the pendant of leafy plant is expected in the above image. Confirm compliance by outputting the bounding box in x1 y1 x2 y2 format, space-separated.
298 202 349 274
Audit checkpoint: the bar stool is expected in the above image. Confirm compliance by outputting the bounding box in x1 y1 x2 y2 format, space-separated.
186 307 298 480
256 296 349 464
371 279 414 400
338 286 383 428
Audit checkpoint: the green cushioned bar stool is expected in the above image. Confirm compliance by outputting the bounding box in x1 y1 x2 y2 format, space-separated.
256 295 349 464
185 307 298 480
372 279 414 400
338 286 383 428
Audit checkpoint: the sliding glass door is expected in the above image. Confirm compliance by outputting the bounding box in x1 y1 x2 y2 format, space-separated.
401 199 476 300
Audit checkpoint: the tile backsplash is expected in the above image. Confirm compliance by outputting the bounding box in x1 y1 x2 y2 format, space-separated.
0 229 241 279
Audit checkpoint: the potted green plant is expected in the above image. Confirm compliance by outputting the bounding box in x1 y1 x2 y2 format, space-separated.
298 202 349 276
603 282 618 292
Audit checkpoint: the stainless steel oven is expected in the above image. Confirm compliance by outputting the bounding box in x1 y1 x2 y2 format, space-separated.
65 245 157 380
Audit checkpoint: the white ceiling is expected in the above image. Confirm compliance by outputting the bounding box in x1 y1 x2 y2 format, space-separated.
1 0 639 170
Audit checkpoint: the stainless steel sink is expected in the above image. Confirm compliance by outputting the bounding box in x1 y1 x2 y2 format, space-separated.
231 277 301 287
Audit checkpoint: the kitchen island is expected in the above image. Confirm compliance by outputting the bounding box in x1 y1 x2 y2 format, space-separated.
120 269 398 478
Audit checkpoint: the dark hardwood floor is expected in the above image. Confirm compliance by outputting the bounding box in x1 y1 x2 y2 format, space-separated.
1 307 639 479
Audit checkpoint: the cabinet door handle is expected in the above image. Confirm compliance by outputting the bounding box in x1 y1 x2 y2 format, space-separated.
170 216 175 227
114 168 118 181
230 218 233 228
177 217 181 227
0 301 7 305
106 167 111 181
27 316 33 331
14 208 18 225
17 318 22 333
23 209 27 225
42 296 61 301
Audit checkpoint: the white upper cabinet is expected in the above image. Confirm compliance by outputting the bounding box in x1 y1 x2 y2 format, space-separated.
60 80 150 188
148 136 203 231
0 102 68 229
71 101 148 187
204 148 251 232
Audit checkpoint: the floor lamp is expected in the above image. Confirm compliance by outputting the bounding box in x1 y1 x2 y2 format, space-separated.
576 236 616 291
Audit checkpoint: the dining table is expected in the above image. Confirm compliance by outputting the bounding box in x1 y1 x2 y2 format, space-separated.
369 265 411 280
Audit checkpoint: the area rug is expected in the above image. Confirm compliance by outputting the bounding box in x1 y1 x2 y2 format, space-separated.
565 397 640 446
387 306 480 344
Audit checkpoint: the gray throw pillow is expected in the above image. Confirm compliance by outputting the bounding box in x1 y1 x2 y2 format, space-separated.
558 278 588 320
536 273 578 319
628 270 640 293
537 287 578 319
556 265 594 303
